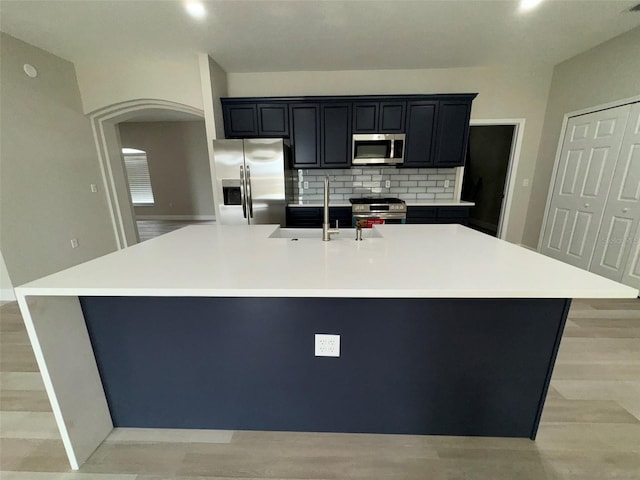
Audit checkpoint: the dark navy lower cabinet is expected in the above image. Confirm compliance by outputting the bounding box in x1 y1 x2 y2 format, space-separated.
407 206 470 225
321 103 351 168
286 206 352 228
437 206 471 225
406 206 438 224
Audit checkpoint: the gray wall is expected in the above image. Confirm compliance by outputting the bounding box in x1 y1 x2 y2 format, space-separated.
118 121 214 218
0 33 117 287
524 26 640 249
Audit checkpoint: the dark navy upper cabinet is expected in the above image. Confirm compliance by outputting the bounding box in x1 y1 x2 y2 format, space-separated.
379 102 406 132
403 101 438 167
289 104 320 168
433 100 473 167
353 101 405 133
223 102 288 138
321 103 351 168
404 96 474 168
257 103 288 136
353 103 378 132
221 94 476 169
223 104 258 137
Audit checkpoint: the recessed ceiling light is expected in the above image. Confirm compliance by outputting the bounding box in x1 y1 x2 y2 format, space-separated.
519 0 544 11
185 1 207 19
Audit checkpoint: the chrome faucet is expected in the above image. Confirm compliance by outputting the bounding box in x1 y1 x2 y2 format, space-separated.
322 177 339 241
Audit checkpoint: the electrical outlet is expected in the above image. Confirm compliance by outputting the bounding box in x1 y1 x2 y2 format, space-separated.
523 178 530 187
385 180 391 188
444 179 450 188
315 334 340 357
304 181 309 189
70 238 79 249
90 183 98 193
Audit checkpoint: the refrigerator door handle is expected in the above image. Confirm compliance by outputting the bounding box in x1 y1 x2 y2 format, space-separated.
240 165 247 218
246 165 254 218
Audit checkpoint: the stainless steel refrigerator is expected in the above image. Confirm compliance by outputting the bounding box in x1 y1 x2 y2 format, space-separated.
213 138 288 225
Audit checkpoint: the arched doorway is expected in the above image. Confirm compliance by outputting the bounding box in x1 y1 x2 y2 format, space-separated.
89 100 208 248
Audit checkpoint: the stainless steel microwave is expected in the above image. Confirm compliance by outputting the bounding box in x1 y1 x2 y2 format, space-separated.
352 133 405 166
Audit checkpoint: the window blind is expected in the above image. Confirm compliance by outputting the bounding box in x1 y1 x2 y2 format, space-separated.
123 153 155 206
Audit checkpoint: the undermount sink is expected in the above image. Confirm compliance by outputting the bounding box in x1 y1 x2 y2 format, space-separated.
268 227 383 240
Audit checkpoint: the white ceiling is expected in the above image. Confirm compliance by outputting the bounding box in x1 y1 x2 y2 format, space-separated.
1 0 639 73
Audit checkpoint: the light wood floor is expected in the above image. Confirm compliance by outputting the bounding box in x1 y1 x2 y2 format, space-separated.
1 299 639 479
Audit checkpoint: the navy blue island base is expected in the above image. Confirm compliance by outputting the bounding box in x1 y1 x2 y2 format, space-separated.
80 296 570 440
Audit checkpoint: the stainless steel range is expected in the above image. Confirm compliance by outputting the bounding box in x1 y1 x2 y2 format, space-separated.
350 197 407 226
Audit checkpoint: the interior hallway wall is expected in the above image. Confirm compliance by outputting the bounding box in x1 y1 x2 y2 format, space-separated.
118 121 214 218
228 65 553 245
198 54 229 222
0 250 15 301
0 33 117 286
524 26 640 249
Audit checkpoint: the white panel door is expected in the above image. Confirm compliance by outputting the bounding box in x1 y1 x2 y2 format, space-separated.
541 105 631 269
591 103 640 283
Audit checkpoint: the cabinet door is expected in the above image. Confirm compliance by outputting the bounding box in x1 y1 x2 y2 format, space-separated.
258 103 288 136
286 207 322 227
223 104 258 137
353 103 378 132
437 207 471 225
403 101 438 167
540 104 630 269
321 103 351 168
433 100 472 167
590 103 640 285
353 102 406 133
290 104 320 168
406 206 437 224
379 102 406 133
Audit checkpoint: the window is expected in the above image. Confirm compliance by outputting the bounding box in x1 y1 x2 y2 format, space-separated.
122 148 155 206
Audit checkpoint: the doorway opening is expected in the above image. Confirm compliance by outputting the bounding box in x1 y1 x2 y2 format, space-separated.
89 100 212 248
462 122 521 238
117 116 215 242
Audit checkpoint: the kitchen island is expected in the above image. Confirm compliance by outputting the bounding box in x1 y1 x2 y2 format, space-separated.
15 224 637 469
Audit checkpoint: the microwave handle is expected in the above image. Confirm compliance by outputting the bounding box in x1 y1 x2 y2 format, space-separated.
390 139 395 159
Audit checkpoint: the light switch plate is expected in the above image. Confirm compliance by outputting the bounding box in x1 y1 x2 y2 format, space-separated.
315 334 340 357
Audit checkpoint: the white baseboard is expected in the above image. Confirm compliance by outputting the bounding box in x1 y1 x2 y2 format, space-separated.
1 288 16 301
518 243 537 252
135 215 216 221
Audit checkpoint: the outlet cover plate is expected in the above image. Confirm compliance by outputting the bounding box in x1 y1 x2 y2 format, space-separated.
315 334 340 357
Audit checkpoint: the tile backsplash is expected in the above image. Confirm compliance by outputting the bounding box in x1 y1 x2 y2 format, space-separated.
293 167 458 202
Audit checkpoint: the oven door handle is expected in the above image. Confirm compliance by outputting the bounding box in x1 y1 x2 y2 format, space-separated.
352 213 407 220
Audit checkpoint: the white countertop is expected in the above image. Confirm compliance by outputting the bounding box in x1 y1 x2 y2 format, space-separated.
16 224 637 299
288 200 474 207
